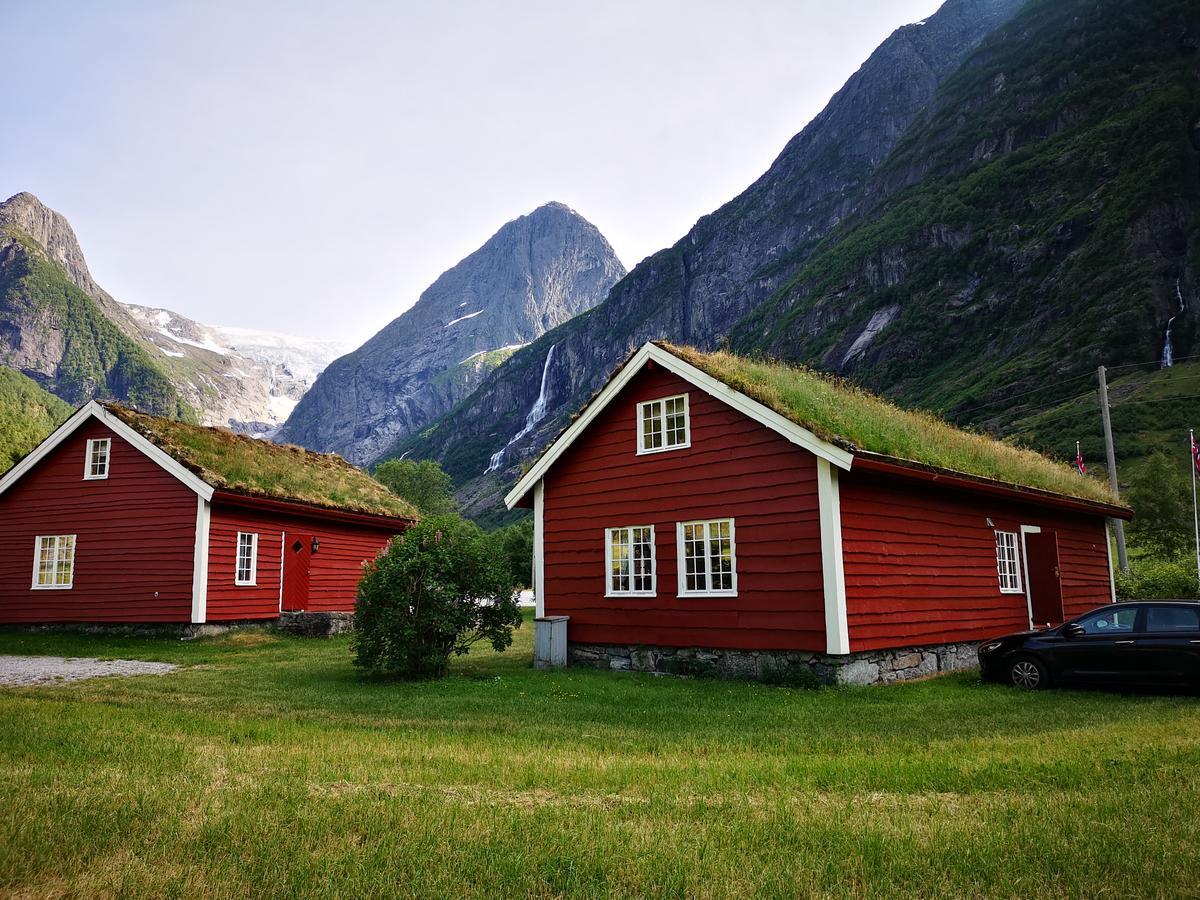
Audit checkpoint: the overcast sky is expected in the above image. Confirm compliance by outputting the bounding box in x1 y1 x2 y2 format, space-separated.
5 0 940 344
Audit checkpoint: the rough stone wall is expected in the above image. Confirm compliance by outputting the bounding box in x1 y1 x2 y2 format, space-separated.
567 641 979 686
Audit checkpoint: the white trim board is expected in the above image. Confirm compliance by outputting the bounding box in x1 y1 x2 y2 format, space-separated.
1018 525 1042 628
505 343 852 510
0 401 214 502
533 480 546 618
817 459 849 655
191 498 211 623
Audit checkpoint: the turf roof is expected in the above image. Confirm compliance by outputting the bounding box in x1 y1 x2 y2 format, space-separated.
104 403 417 519
658 343 1122 507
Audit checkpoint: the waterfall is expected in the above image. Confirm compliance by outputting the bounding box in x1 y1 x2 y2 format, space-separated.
1162 278 1187 369
485 344 557 474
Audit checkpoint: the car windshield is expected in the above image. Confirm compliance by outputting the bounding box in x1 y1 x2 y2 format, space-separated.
1072 607 1138 635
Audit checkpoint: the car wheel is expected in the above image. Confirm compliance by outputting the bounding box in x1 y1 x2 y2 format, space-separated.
1007 655 1049 691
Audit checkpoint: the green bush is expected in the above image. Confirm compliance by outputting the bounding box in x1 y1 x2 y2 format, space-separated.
1115 557 1200 601
373 458 458 516
352 515 521 678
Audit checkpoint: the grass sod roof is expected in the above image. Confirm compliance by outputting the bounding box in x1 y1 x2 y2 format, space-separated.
656 343 1123 507
103 403 418 520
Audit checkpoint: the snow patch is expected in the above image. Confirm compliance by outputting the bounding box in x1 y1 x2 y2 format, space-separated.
445 309 485 328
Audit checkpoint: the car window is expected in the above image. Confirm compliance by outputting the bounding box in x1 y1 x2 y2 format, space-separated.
1074 607 1138 635
1145 605 1200 633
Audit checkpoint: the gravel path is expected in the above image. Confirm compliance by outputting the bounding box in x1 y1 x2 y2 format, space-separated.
0 656 177 687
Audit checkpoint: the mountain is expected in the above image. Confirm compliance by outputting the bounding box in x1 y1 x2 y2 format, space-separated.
0 193 193 418
277 202 626 464
0 367 72 473
733 0 1200 426
0 192 344 431
392 0 1027 517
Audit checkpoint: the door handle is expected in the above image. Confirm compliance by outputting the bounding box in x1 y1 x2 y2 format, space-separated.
1115 640 1135 646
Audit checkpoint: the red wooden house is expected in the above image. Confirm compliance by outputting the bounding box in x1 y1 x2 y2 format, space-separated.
0 401 415 628
507 342 1132 684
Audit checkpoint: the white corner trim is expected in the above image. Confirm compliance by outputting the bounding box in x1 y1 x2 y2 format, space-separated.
191 497 211 624
533 479 546 618
505 342 853 509
0 401 214 501
817 458 849 655
1104 519 1117 604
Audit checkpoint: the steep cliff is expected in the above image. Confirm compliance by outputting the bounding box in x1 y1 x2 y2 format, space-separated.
736 0 1200 424
277 202 626 464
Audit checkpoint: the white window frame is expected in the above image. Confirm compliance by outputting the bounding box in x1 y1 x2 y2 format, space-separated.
31 534 77 590
636 393 691 455
676 518 737 598
995 530 1023 594
604 525 657 597
235 532 259 586
83 438 111 480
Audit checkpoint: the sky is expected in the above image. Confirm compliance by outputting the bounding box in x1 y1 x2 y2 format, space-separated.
4 0 941 345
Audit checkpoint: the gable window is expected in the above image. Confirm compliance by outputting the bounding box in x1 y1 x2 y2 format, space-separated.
995 530 1022 593
605 525 656 596
677 519 736 597
84 438 110 480
637 394 690 454
236 532 259 586
32 535 76 589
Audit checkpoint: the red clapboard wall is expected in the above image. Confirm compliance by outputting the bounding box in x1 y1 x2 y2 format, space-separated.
0 420 196 623
206 500 396 620
839 469 1113 651
543 364 827 652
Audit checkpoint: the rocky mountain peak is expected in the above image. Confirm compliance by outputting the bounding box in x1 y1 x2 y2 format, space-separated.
277 202 626 464
0 192 105 300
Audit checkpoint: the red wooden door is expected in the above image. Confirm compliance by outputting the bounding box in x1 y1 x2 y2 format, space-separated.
1025 530 1064 626
282 533 313 612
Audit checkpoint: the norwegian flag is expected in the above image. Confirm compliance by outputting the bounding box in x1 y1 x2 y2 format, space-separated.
1192 431 1200 477
1075 441 1087 477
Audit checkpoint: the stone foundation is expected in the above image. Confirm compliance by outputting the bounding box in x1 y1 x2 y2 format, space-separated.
276 611 355 637
7 611 356 640
567 640 979 686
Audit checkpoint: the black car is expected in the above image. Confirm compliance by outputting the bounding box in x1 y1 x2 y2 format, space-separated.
978 601 1200 690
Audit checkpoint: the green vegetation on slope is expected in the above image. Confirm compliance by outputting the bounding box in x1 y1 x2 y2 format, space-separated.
735 0 1200 437
0 366 72 473
666 344 1119 504
1 624 1199 896
0 226 194 420
107 404 417 518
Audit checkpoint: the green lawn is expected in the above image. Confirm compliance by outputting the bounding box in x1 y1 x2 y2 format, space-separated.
0 618 1198 898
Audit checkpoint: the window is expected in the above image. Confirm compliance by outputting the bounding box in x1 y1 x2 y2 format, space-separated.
235 532 258 585
605 526 656 596
84 438 110 480
1074 606 1138 635
1146 605 1200 633
637 394 689 454
32 535 76 589
995 531 1022 593
677 519 736 596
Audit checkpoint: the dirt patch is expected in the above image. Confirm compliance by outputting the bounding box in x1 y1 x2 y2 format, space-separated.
0 655 177 687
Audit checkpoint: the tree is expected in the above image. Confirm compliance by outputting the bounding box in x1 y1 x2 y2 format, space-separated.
1125 451 1194 560
498 517 534 589
352 515 521 678
374 458 457 516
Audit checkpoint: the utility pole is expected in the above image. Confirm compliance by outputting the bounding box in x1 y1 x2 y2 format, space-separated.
1097 365 1128 572
1191 429 1199 587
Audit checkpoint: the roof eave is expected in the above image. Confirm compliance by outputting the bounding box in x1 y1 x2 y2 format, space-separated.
211 489 417 528
851 451 1134 520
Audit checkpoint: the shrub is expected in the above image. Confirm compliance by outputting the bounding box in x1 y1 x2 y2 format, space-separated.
373 458 458 516
353 515 521 678
497 517 534 589
1115 557 1200 601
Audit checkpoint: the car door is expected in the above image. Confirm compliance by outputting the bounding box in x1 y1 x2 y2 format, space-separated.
1051 605 1140 683
1134 605 1200 687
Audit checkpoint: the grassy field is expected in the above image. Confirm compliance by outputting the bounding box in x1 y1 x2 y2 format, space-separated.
1 618 1198 898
